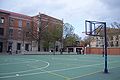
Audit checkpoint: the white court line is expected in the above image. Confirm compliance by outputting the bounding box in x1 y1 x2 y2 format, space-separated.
52 58 101 62
52 58 77 61
0 60 39 65
0 58 35 65
70 66 120 80
0 58 50 75
52 56 104 61
70 71 101 80
0 61 119 79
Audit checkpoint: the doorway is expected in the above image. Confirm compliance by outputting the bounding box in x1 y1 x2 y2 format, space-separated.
0 42 3 52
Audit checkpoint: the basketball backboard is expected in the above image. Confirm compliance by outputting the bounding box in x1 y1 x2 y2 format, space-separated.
85 20 105 36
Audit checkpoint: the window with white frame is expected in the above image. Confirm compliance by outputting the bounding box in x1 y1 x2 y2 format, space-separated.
0 17 5 24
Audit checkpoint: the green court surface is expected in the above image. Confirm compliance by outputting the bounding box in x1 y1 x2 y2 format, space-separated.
0 54 120 80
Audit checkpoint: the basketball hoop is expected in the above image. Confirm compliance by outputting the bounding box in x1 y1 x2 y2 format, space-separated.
85 20 105 36
84 20 108 73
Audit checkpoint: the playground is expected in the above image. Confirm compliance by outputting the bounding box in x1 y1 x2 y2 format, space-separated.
0 54 120 80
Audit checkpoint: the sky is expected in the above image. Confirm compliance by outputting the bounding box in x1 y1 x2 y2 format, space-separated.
0 0 120 39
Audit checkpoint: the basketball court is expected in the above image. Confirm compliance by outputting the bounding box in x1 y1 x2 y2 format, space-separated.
0 20 120 80
0 54 120 80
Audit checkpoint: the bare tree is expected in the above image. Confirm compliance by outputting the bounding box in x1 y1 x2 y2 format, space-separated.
110 22 120 35
63 23 81 49
81 36 94 47
63 23 74 37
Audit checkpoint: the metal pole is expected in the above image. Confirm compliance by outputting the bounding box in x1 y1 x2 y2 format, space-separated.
104 22 108 73
102 37 104 57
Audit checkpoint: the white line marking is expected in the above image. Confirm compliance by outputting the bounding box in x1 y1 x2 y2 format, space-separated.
16 74 19 76
52 58 77 60
0 61 119 79
0 58 34 65
0 58 50 75
52 58 101 62
0 60 39 65
70 66 120 80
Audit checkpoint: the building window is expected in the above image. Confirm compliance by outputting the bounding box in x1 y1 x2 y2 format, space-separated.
116 35 118 40
96 45 98 47
116 41 119 47
18 30 22 38
26 21 30 28
17 43 21 50
0 28 4 36
0 42 3 52
119 35 120 42
9 29 13 38
110 42 113 47
10 18 14 26
110 36 113 40
0 17 5 24
26 32 29 37
18 20 22 28
25 44 29 51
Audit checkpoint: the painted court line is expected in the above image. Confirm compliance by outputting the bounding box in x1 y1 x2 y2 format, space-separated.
0 58 50 75
25 63 66 79
25 62 69 79
41 69 70 80
0 62 102 79
0 61 119 79
70 66 120 80
70 71 101 80
52 57 91 60
52 57 101 62
52 56 104 60
0 58 36 65
0 60 40 65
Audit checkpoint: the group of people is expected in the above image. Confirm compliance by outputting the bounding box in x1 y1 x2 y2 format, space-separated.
76 49 84 55
67 49 85 55
7 47 84 55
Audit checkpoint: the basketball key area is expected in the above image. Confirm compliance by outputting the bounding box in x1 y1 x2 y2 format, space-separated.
0 54 120 80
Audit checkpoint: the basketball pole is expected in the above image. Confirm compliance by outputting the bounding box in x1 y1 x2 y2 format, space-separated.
104 22 108 73
85 20 108 73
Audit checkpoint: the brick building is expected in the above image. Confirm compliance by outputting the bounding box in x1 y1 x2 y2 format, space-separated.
32 14 63 52
0 9 63 54
0 10 9 52
86 28 120 55
90 28 120 48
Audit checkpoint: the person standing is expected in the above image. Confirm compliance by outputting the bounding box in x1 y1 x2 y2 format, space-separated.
9 47 12 55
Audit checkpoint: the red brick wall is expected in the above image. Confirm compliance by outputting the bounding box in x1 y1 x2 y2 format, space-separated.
0 12 10 52
86 47 120 55
107 48 120 55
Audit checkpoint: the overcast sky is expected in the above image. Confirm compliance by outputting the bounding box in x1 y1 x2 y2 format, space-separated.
0 0 120 38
